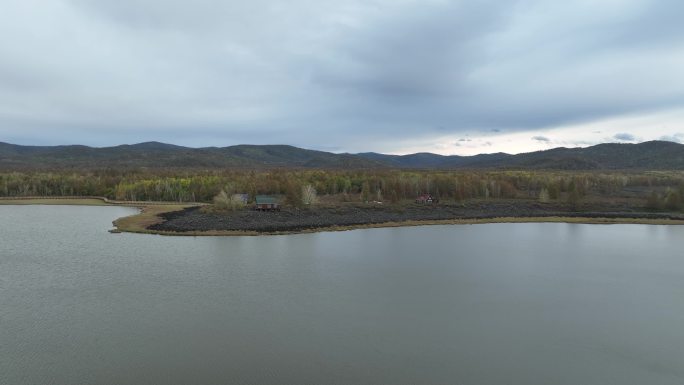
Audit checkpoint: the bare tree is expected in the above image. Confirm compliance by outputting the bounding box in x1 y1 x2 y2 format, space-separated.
301 184 318 205
213 189 231 210
538 187 550 203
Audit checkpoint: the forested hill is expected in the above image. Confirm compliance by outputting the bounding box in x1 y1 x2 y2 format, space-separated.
0 142 384 170
1 140 683 170
358 141 684 170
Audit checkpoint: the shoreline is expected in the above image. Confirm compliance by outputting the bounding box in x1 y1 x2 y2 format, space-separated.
116 216 684 237
2 197 683 236
0 197 202 234
0 197 114 206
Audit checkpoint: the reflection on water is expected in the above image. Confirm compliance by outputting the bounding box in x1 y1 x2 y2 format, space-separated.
1 205 684 385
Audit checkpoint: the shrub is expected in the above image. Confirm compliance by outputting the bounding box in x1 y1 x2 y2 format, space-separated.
302 184 318 205
213 189 246 211
538 188 550 203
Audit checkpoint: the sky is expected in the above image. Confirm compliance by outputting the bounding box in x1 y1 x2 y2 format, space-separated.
1 0 683 155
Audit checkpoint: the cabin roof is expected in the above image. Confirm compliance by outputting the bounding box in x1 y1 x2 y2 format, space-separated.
255 195 278 204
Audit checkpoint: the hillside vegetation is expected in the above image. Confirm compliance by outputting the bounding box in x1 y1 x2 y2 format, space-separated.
1 169 684 212
3 140 684 214
2 140 684 170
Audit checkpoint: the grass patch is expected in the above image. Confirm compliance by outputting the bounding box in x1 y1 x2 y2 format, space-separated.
112 205 198 234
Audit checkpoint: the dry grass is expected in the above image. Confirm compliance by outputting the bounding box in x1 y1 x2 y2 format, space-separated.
112 205 198 234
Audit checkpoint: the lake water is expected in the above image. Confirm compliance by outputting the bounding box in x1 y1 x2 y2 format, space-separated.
1 205 684 385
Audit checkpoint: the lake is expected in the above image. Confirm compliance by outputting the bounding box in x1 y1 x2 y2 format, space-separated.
1 205 684 385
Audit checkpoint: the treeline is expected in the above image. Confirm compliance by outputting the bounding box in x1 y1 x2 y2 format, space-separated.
1 170 684 208
646 187 684 211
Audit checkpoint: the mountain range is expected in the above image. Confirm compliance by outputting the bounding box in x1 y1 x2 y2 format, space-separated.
1 140 684 170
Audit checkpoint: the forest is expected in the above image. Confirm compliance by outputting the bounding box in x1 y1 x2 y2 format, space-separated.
1 169 684 211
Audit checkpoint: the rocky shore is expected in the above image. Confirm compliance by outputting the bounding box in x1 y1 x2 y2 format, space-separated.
148 201 684 234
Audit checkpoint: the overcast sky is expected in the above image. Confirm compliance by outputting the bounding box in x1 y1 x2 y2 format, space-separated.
1 0 683 154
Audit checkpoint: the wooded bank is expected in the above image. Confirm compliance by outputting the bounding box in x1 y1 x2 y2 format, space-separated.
1 170 683 211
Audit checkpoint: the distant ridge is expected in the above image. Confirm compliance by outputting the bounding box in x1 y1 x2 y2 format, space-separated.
1 140 683 170
0 142 385 169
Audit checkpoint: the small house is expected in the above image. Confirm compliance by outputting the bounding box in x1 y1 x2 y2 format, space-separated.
255 195 280 211
416 194 438 204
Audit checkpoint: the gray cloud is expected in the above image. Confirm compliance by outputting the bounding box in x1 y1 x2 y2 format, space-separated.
0 0 683 152
660 133 684 143
532 136 551 142
614 133 636 142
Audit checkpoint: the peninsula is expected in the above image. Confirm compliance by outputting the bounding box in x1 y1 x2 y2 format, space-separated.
2 141 684 235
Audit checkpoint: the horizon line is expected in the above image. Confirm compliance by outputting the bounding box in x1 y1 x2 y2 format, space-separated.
1 139 680 157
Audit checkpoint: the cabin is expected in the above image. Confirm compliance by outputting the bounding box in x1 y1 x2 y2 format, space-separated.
255 195 280 211
416 194 438 204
